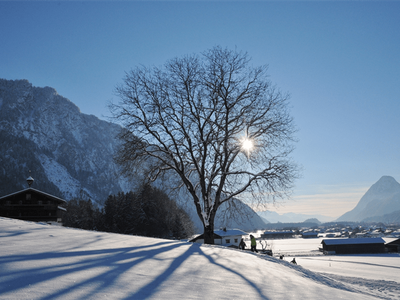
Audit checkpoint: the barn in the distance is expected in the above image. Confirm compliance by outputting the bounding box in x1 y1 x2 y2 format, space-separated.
0 176 66 224
321 237 386 254
261 230 294 239
385 238 400 253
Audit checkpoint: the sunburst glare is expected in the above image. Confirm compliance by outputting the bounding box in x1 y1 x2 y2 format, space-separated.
240 137 254 157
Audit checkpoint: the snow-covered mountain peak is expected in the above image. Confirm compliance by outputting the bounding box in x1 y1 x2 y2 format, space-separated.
367 175 400 196
337 176 400 222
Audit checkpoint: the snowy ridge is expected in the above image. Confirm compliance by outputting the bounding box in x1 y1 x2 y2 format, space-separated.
38 154 92 199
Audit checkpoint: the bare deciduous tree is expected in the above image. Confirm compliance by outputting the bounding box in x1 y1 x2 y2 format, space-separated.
111 47 298 244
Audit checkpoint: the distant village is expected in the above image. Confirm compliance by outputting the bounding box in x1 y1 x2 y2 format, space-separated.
257 222 400 255
188 222 400 256
261 222 400 240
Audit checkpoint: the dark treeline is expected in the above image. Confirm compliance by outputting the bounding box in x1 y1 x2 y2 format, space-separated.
62 183 195 239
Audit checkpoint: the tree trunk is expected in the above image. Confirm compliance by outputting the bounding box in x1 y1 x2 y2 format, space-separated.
203 214 216 244
203 224 214 244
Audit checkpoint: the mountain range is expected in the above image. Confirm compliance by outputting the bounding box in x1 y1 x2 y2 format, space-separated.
257 177 400 224
257 210 335 224
0 78 265 232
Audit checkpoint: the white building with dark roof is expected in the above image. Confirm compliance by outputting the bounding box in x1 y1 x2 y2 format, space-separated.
189 228 248 248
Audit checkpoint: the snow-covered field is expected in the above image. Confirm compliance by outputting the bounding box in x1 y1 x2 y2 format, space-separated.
1 217 399 300
268 238 400 299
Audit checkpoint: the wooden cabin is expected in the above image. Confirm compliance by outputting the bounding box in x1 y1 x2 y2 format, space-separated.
0 176 66 224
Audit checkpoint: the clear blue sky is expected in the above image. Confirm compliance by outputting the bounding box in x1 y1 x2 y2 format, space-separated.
1 1 399 218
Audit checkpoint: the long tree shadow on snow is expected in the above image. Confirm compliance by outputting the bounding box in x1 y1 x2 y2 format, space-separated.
127 243 270 299
0 240 179 299
0 239 272 299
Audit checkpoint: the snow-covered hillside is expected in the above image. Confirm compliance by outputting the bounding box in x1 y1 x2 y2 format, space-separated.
1 217 398 299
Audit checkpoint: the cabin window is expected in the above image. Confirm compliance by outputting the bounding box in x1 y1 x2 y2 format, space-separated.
26 194 31 200
38 201 42 205
234 239 238 243
225 239 230 244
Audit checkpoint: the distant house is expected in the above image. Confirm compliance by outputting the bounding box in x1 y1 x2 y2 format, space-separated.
340 231 350 237
261 230 294 239
354 232 368 238
302 231 319 238
189 228 248 248
321 238 385 254
368 230 384 238
325 233 337 238
0 176 66 224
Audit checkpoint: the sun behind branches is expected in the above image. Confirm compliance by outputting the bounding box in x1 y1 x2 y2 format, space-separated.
240 137 254 157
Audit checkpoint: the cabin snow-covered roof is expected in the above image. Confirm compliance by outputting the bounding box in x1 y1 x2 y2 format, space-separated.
188 233 222 243
384 238 400 245
0 188 67 203
302 231 318 235
322 237 385 246
189 229 248 243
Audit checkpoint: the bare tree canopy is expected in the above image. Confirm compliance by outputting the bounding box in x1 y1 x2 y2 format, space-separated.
111 46 298 244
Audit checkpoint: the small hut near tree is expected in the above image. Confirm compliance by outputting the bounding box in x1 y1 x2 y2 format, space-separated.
189 228 248 248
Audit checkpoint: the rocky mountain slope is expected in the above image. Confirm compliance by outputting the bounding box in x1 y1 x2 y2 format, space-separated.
0 79 265 231
337 176 400 222
0 79 127 202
